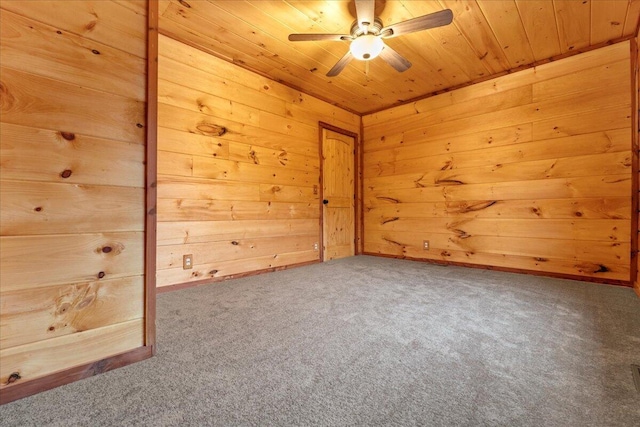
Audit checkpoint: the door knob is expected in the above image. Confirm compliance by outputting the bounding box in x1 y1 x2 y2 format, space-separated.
322 199 329 204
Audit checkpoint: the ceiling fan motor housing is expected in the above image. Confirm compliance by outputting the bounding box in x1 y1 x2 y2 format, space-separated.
350 17 384 38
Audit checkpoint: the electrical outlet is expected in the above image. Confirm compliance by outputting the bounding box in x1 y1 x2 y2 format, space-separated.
423 240 429 250
313 242 319 251
183 254 193 270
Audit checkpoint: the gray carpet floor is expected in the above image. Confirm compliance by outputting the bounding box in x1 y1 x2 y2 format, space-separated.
2 255 640 426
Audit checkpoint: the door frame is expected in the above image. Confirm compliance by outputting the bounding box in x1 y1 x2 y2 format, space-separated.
318 122 363 261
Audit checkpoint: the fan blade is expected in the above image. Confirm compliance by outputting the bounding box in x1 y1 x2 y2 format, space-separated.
288 34 352 42
355 0 375 33
379 44 412 72
327 51 354 77
381 9 453 38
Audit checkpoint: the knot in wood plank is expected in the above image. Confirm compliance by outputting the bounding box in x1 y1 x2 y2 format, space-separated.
0 81 15 111
435 178 464 185
6 372 21 385
59 131 75 141
376 196 400 204
196 122 227 137
97 242 125 255
381 217 399 225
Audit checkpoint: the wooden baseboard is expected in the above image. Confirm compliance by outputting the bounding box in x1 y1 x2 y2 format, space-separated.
0 345 153 405
157 259 321 293
362 253 632 288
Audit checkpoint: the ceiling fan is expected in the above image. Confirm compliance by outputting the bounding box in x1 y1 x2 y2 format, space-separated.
288 0 453 77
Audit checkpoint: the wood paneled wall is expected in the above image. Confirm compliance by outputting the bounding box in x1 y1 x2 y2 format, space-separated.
362 41 633 284
156 35 359 288
0 1 148 397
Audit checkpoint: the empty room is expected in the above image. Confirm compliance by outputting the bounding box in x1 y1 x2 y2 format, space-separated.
1 0 639 425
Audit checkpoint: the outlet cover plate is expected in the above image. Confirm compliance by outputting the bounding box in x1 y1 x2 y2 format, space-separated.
183 254 193 270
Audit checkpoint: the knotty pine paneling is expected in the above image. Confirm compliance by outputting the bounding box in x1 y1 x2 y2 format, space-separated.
0 1 147 393
156 199 319 222
362 41 633 283
0 233 145 292
158 1 640 115
0 67 145 144
0 9 146 101
1 123 145 187
1 276 144 350
0 0 147 58
157 31 358 129
157 35 359 288
0 181 144 236
0 320 144 392
157 219 318 246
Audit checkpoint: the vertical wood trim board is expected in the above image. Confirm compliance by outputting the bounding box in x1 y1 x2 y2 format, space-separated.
635 34 640 297
0 0 150 402
359 118 366 255
156 35 359 289
145 0 159 349
362 41 633 284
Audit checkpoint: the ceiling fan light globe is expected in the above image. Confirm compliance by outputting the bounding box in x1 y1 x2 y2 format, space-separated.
349 35 384 61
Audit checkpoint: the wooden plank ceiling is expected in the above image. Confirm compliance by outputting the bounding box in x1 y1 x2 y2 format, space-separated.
158 0 640 114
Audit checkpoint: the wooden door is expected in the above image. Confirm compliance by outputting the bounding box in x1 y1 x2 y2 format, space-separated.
322 128 355 261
